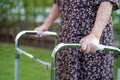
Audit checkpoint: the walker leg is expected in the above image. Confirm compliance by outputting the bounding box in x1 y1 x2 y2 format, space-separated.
117 68 120 80
15 54 19 80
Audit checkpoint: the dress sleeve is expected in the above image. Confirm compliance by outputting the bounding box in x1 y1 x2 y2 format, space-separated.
94 0 119 10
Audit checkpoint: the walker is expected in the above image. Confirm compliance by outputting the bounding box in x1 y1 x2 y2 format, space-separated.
15 30 58 80
15 30 120 80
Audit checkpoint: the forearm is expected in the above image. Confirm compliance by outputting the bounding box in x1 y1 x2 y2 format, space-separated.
43 4 60 28
91 2 113 39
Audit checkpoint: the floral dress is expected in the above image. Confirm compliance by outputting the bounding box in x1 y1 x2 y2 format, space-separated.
54 0 119 80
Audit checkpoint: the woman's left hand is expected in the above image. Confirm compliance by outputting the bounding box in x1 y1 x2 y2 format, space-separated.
80 33 100 53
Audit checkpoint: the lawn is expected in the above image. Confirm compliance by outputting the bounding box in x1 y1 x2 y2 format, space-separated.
0 42 119 80
0 42 52 80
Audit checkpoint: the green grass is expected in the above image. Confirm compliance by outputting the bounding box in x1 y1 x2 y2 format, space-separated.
0 42 52 80
0 42 119 80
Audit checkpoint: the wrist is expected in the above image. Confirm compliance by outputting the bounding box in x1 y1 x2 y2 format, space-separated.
42 23 50 30
90 31 101 40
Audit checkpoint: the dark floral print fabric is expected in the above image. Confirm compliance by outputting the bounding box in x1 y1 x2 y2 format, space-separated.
54 0 119 80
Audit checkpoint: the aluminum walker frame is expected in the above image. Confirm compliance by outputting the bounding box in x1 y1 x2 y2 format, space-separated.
15 30 58 80
15 30 120 80
51 43 120 80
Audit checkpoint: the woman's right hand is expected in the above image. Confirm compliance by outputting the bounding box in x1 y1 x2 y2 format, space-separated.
34 24 49 37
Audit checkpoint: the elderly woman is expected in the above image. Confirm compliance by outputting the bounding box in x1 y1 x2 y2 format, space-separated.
35 0 119 80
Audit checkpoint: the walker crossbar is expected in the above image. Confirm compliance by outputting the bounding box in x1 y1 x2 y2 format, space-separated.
51 43 120 80
15 30 58 80
16 48 51 67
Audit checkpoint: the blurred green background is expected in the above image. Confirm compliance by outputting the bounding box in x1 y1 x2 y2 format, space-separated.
0 0 119 46
0 0 120 80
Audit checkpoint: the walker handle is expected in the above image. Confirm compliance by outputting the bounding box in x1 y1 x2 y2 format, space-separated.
52 43 120 57
98 44 120 53
15 30 58 48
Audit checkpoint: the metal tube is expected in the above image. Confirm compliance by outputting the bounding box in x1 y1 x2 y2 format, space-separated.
15 30 58 80
118 68 120 80
98 44 120 53
16 48 51 68
51 43 81 80
15 30 58 48
51 43 120 80
15 54 19 80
